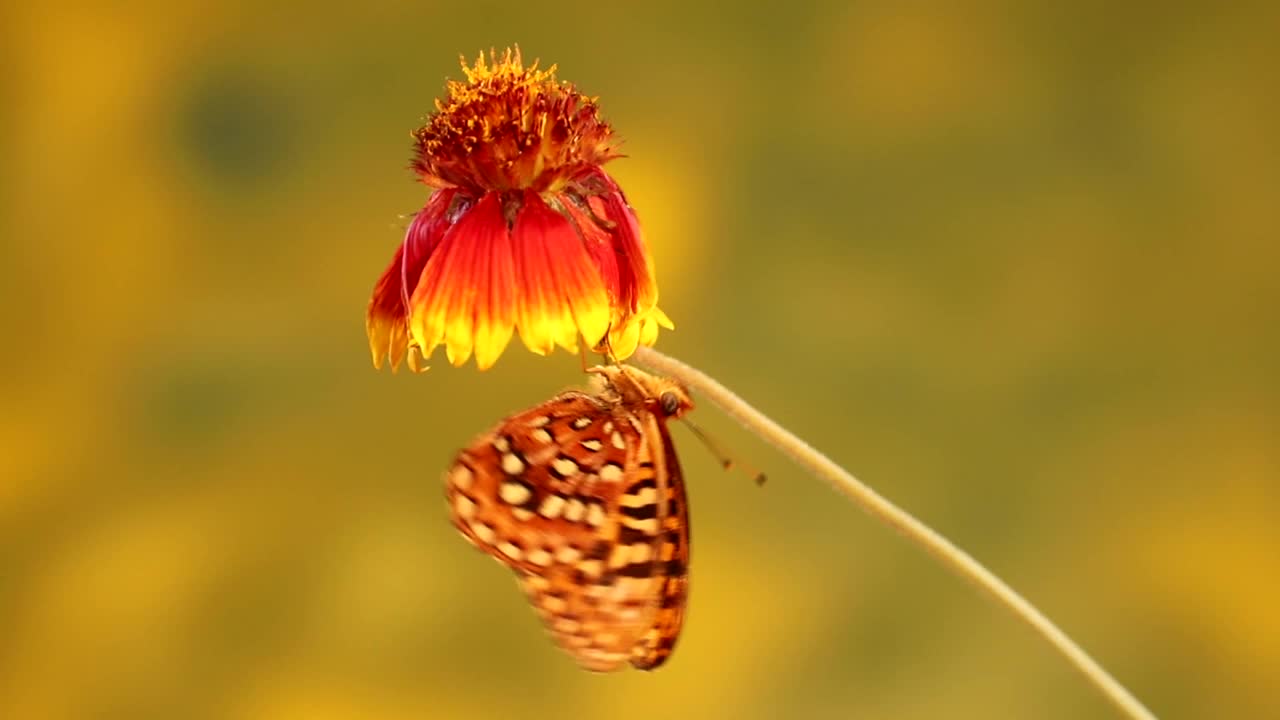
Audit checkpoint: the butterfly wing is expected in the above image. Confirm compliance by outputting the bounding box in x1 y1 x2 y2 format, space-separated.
628 413 691 670
447 393 618 575
445 392 688 671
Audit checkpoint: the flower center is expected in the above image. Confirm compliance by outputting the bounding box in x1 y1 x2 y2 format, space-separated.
412 47 620 193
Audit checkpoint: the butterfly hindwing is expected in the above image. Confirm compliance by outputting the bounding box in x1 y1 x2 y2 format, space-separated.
624 412 690 670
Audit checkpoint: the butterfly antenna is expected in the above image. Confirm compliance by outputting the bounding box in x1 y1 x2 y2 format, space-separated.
599 324 620 367
680 418 767 486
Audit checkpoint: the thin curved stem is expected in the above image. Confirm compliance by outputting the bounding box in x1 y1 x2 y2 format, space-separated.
632 346 1157 720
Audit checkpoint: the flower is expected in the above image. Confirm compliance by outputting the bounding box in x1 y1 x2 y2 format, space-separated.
366 47 673 371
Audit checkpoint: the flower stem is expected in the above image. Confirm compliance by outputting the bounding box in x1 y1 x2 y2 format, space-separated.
631 346 1157 720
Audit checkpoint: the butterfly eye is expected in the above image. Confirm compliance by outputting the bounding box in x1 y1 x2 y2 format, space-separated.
659 391 681 416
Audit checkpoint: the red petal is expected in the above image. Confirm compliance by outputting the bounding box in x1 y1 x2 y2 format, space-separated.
401 189 461 305
365 189 459 370
365 242 410 370
512 192 611 353
408 192 516 369
472 209 516 371
557 194 621 305
593 189 657 315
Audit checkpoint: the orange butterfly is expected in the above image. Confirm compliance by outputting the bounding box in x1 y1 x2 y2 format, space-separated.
445 365 692 671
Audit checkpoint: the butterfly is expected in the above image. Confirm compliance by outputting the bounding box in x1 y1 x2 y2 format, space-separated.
444 364 693 671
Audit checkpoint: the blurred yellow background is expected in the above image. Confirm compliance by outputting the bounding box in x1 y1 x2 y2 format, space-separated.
4 2 1277 718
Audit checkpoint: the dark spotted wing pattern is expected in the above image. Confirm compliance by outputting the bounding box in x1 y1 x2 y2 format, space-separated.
445 365 694 671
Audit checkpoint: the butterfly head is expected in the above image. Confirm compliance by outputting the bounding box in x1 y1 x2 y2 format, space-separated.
588 365 694 419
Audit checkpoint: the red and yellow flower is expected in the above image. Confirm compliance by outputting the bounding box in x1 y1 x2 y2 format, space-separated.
366 47 672 371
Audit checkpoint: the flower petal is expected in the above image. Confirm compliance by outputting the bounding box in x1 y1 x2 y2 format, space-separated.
408 192 514 368
555 179 669 360
400 189 461 301
555 195 619 336
508 202 561 356
471 216 516 371
519 193 611 352
639 319 659 348
365 189 460 371
366 243 411 371
608 317 642 361
637 306 673 347
593 187 659 315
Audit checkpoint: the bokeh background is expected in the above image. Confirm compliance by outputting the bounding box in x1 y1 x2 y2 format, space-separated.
4 2 1277 718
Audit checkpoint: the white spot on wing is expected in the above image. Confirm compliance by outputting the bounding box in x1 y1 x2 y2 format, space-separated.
622 487 657 507
501 453 525 475
450 464 474 490
470 521 496 544
538 494 565 519
552 457 579 477
609 544 631 567
500 480 532 506
622 517 659 535
452 494 476 519
498 542 523 560
630 543 653 563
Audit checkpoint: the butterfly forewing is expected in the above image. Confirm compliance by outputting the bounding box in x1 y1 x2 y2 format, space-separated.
629 413 690 669
446 376 692 671
448 394 624 573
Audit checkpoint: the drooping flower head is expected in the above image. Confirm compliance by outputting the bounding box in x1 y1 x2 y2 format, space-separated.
367 47 672 371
